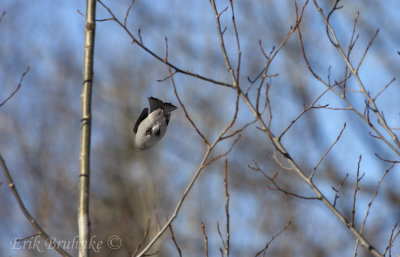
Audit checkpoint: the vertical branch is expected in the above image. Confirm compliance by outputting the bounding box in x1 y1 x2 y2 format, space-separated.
210 0 238 87
224 159 230 257
79 0 96 257
201 222 209 257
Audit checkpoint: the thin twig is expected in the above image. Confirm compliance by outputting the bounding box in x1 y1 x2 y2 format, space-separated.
278 85 338 142
332 173 349 208
210 0 237 88
254 221 291 257
0 66 30 107
169 67 209 146
355 29 379 73
220 119 257 140
229 0 241 84
131 218 151 257
354 162 394 256
15 232 41 242
202 135 241 168
249 0 309 96
373 77 396 101
168 224 182 257
153 206 161 231
0 11 6 22
374 153 400 164
383 223 400 257
201 222 209 257
249 161 319 200
124 0 136 26
310 123 346 179
351 156 364 226
217 221 226 252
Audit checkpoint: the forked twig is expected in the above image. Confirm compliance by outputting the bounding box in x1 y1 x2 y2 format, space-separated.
383 223 400 256
332 173 349 208
249 161 319 200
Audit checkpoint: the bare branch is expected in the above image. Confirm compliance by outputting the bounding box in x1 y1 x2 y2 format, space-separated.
312 0 400 155
168 224 182 257
374 153 400 164
0 154 72 257
254 221 291 257
354 161 393 256
210 0 237 87
15 233 42 242
220 119 257 140
332 173 349 208
310 123 346 179
169 67 210 146
224 159 230 257
383 223 400 257
355 29 379 73
131 218 151 257
124 0 136 26
0 10 5 22
202 135 241 168
79 1 96 256
217 222 226 254
278 85 338 142
153 206 161 232
249 0 309 103
351 156 364 226
163 37 168 63
373 77 396 101
201 222 209 257
96 0 233 88
229 0 241 83
0 66 30 107
249 161 320 200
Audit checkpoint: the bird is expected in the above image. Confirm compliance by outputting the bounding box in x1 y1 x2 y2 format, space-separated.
133 97 177 150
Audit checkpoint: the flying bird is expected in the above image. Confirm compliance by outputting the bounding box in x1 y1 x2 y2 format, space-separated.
133 97 177 150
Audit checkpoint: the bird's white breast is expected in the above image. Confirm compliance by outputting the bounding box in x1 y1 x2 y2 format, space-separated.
134 109 168 150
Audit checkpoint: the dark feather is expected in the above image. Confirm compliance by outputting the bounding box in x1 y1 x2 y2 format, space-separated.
163 102 177 113
148 97 177 113
148 97 164 113
133 108 148 134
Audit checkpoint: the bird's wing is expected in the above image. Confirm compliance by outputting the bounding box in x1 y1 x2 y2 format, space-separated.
148 97 165 113
133 108 148 134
